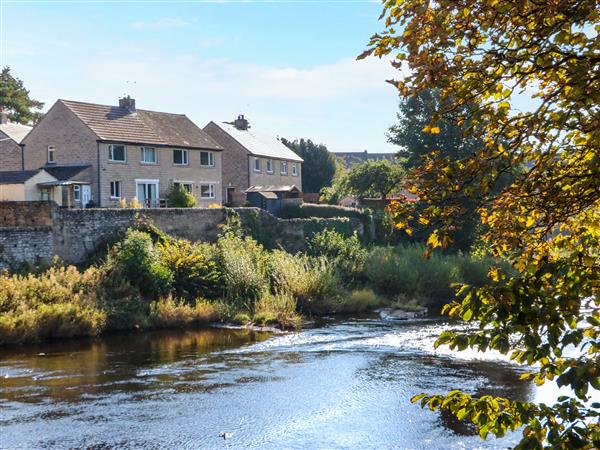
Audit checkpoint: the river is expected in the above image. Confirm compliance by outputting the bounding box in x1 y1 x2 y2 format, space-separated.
1 317 546 449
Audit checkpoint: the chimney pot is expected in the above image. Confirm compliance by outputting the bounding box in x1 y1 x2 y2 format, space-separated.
119 95 136 113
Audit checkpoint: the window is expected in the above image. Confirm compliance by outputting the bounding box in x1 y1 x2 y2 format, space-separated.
173 149 188 165
110 181 122 199
200 184 215 199
109 144 126 162
200 151 215 167
173 181 193 193
47 146 55 163
254 158 261 172
40 188 51 201
141 147 157 164
73 185 81 202
291 163 298 176
280 161 288 175
266 159 274 173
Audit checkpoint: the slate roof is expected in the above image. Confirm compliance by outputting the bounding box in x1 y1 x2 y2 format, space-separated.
43 164 91 181
0 122 32 143
0 170 40 184
59 100 222 150
211 122 303 162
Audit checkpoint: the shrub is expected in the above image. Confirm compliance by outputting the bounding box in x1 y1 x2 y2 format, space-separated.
104 229 173 299
149 297 217 328
216 231 270 310
166 186 197 207
254 292 301 329
157 239 221 300
340 289 381 313
232 312 252 325
307 229 367 282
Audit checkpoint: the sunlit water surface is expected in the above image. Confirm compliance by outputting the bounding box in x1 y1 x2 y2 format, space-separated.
1 318 552 449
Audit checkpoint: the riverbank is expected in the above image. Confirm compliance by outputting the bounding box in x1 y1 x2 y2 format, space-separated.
0 215 501 345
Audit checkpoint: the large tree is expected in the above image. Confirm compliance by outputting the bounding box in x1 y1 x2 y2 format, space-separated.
0 67 44 124
361 1 599 448
280 138 336 193
344 159 404 200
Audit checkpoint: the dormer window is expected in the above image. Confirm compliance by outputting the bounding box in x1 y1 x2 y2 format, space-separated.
47 146 55 163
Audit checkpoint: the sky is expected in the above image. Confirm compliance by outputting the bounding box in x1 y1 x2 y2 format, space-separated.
0 0 404 153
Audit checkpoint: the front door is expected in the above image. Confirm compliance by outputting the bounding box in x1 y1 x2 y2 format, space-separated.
136 180 159 207
82 186 91 208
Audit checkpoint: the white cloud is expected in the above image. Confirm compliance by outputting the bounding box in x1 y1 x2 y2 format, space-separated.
132 18 190 30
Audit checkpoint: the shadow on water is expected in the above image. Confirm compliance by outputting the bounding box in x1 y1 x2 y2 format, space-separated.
0 320 535 449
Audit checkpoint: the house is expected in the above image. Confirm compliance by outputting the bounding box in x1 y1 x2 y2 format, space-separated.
334 150 396 168
0 112 32 171
22 97 223 207
0 169 62 203
245 185 302 216
203 115 303 205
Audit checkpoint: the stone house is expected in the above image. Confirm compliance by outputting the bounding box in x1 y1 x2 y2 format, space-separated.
0 112 32 171
203 115 303 205
22 97 223 207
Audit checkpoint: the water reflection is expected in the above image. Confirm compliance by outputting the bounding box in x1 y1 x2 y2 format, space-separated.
1 320 534 449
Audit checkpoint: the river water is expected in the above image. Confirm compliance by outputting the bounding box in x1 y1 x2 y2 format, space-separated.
1 318 544 449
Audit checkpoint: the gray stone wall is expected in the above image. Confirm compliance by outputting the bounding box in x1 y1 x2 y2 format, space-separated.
0 202 363 265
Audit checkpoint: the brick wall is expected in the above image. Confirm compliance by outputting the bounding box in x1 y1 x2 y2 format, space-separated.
0 202 363 265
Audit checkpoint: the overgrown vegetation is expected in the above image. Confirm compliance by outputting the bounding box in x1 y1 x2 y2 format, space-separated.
0 217 499 345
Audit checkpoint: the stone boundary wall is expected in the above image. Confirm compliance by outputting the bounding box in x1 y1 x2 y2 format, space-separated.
0 202 363 266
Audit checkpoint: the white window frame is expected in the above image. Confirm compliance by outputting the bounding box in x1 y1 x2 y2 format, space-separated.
173 149 188 166
266 159 274 173
110 181 122 199
200 183 215 199
73 185 81 202
291 163 298 176
140 146 157 164
47 146 55 163
280 161 288 175
200 151 215 167
173 181 193 194
254 158 261 172
108 144 126 163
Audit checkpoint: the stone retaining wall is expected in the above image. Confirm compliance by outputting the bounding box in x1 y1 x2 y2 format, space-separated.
0 202 363 266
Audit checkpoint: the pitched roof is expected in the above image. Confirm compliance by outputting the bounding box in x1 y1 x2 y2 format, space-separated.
0 122 32 144
0 170 40 184
59 100 222 150
43 164 91 181
212 122 303 162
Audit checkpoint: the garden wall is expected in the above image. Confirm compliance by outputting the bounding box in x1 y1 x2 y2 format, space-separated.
0 202 363 266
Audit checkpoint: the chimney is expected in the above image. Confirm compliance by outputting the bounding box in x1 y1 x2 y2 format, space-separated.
119 95 136 113
233 114 249 131
0 109 8 125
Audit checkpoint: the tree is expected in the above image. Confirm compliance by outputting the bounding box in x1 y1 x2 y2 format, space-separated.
166 186 196 208
280 138 336 193
360 1 599 448
345 159 404 200
0 67 44 124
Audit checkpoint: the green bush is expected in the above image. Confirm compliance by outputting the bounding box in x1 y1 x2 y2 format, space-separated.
166 186 197 207
105 229 173 299
307 229 367 282
216 231 271 310
339 288 382 313
254 292 301 328
157 239 221 300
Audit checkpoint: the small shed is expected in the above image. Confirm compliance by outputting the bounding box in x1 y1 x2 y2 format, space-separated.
245 185 301 215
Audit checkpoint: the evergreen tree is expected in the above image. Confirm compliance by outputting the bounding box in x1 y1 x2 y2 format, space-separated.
281 138 336 193
0 67 44 124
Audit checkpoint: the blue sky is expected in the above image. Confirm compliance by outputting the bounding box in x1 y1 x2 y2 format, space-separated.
1 0 403 152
